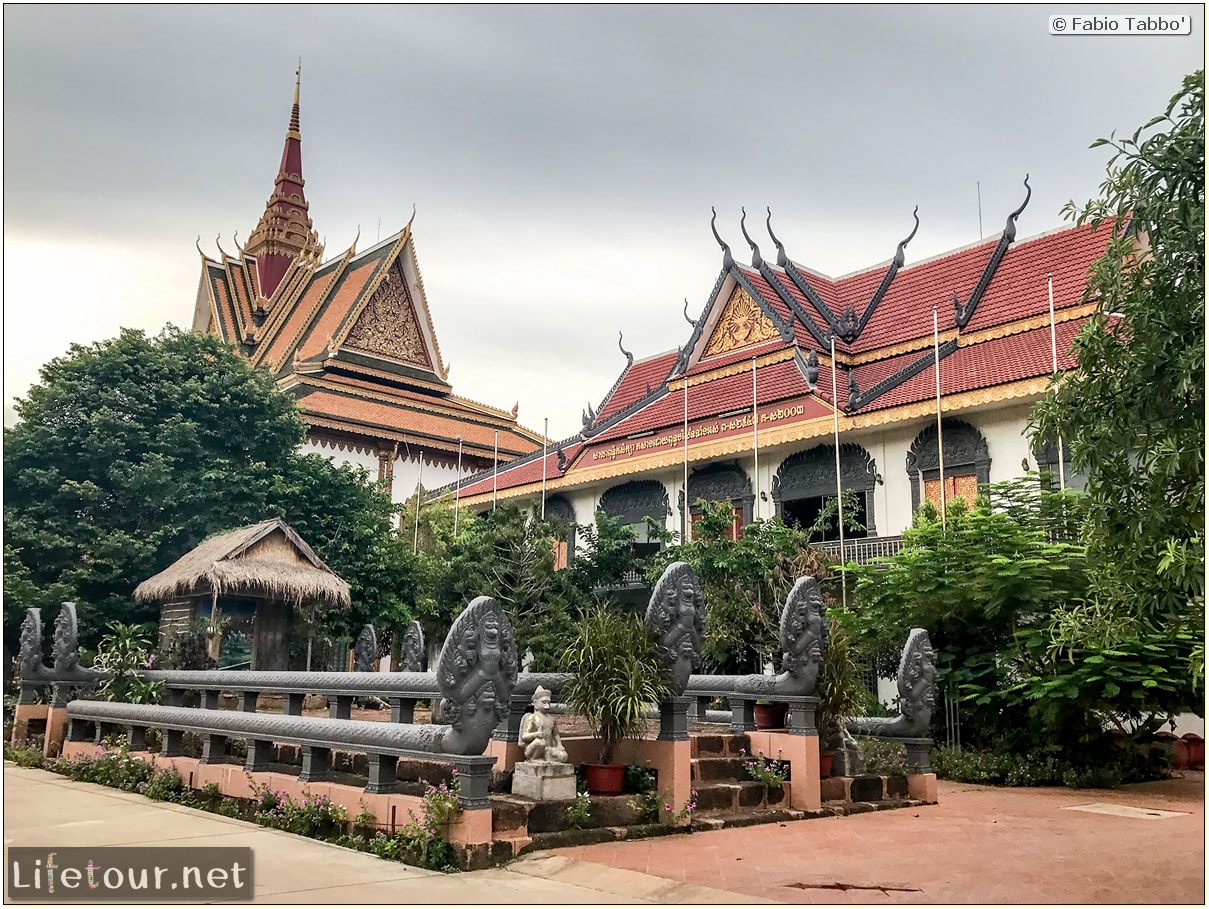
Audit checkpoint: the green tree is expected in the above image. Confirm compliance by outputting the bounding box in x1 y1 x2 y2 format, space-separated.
650 495 855 673
3 327 419 654
1029 70 1205 690
844 479 1088 750
430 503 577 670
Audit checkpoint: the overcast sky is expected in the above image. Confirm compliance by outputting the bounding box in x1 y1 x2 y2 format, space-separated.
4 4 1203 440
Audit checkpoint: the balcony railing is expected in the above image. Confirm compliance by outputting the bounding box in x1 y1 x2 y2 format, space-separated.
816 534 904 565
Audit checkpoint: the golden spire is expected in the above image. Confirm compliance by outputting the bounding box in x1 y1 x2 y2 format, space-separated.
288 62 301 139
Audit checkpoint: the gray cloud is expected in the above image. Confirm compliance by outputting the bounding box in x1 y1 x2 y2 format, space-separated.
5 3 1203 435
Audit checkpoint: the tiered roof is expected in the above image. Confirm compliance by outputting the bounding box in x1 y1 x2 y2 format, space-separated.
193 76 543 465
445 179 1117 504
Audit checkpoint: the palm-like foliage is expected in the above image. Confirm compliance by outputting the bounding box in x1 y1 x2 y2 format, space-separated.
562 604 672 764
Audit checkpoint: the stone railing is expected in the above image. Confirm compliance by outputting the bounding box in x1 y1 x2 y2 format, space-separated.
816 534 904 565
64 701 498 805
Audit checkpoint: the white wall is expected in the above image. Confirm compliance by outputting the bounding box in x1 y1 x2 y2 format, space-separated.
303 438 460 507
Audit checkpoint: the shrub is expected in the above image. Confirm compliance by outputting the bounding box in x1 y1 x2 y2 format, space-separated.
859 739 909 776
4 742 45 768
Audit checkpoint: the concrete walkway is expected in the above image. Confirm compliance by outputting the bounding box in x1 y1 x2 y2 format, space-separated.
4 764 1204 903
1 765 766 904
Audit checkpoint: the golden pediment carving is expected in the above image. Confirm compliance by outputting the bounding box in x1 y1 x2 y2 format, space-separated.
703 286 780 358
344 261 432 368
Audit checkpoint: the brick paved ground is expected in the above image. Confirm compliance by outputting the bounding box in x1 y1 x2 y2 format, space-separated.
536 773 1206 903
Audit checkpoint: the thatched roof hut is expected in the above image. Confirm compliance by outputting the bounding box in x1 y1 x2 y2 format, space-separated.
136 519 352 670
135 518 351 608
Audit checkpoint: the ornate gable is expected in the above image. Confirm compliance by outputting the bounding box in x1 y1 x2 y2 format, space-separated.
702 285 780 358
342 258 434 370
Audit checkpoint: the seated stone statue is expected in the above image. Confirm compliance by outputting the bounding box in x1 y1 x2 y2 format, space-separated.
519 686 568 763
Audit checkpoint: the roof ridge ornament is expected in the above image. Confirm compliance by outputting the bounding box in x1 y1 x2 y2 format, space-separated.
893 206 921 268
766 207 788 268
740 207 763 268
195 235 206 258
710 207 734 270
618 331 634 368
1003 174 1031 242
682 298 694 326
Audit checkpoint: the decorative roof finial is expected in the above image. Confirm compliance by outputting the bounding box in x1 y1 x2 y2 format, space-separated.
740 207 763 268
893 206 920 268
710 207 734 270
195 235 205 257
618 331 634 368
1003 174 1031 242
766 208 788 268
289 62 302 138
682 298 694 326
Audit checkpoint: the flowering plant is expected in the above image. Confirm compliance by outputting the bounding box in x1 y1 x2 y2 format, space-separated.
740 747 789 790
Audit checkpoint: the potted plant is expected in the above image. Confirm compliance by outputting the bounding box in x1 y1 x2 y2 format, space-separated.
562 603 673 794
816 616 866 778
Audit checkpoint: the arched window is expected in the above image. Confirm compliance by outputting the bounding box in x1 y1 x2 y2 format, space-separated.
679 461 754 540
771 444 878 540
906 419 991 512
1032 436 1086 492
599 479 670 556
543 495 576 569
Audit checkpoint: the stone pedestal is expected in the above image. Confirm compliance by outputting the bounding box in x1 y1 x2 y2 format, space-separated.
512 761 576 800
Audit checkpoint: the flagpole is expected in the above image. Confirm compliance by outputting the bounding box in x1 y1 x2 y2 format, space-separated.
831 334 846 609
751 356 759 521
492 431 499 511
1047 274 1067 492
541 418 548 520
454 437 463 535
934 307 946 528
413 451 423 554
683 374 690 542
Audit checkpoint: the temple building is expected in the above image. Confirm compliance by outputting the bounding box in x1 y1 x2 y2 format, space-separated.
442 179 1114 561
191 72 543 503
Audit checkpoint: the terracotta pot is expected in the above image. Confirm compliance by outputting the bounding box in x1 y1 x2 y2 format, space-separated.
753 703 788 729
582 762 625 795
819 751 834 779
1182 734 1204 771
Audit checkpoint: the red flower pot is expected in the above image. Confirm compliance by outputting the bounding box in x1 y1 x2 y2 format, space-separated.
582 762 625 795
753 703 788 729
819 751 834 779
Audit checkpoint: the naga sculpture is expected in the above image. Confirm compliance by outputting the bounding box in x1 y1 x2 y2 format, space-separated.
19 608 46 680
52 602 87 677
645 562 707 695
846 628 936 738
685 576 827 698
436 596 519 753
353 625 377 673
400 621 425 672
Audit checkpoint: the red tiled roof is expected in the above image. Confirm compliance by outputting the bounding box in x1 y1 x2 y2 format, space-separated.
260 266 334 369
961 224 1111 332
226 258 255 331
590 357 816 445
456 442 585 498
856 317 1088 412
295 389 538 456
209 269 238 344
596 351 679 423
296 258 382 361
